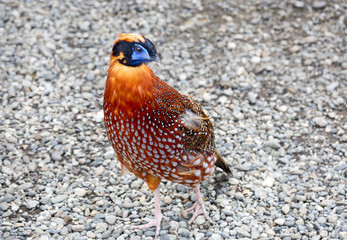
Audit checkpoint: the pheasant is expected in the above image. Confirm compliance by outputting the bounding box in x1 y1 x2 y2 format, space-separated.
103 33 230 236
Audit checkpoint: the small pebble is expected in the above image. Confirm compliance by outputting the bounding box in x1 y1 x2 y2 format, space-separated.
0 203 9 211
294 1 305 8
105 215 117 225
339 232 347 239
262 176 275 188
274 218 285 225
282 205 290 214
95 222 108 232
95 166 105 175
312 117 328 127
71 225 85 232
51 195 68 204
209 234 223 240
104 151 114 159
74 188 87 197
237 227 251 238
51 151 62 161
264 140 281 150
312 1 327 10
26 200 39 209
194 215 205 225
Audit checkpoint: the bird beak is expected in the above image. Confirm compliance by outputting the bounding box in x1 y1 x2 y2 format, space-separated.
151 55 160 63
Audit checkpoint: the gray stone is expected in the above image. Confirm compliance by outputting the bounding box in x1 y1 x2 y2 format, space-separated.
95 166 105 176
274 218 285 225
264 140 281 150
86 72 95 81
194 215 205 225
71 224 85 232
282 205 290 214
317 216 326 225
144 230 156 237
104 151 114 159
339 232 347 239
262 176 275 188
61 227 69 235
11 203 19 212
105 215 117 225
222 209 233 216
169 221 179 231
237 228 251 238
238 163 252 171
209 234 223 240
0 203 9 211
326 82 339 92
122 198 133 209
37 211 51 221
18 182 33 190
284 220 296 227
294 1 305 8
26 200 39 209
248 92 257 104
130 179 143 190
335 164 347 171
312 1 327 10
51 151 62 161
160 234 177 240
304 36 318 43
177 227 190 237
327 214 338 223
95 222 108 232
0 194 15 203
74 188 87 197
28 162 37 172
51 195 68 204
102 230 112 238
312 117 328 127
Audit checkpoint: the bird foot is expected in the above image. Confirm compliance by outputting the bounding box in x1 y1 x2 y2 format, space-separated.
184 187 214 225
184 201 214 224
131 214 168 237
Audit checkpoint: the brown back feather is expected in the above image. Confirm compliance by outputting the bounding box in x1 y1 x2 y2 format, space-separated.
215 151 231 174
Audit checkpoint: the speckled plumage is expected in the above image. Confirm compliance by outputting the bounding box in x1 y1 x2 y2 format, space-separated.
103 33 230 235
104 72 219 188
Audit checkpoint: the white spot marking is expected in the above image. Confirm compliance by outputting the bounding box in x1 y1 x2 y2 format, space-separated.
194 170 201 177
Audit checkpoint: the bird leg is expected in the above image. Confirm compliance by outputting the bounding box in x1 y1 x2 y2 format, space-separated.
184 186 214 224
131 187 168 236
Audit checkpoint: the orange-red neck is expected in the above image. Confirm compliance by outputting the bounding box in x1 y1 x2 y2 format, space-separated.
104 61 155 113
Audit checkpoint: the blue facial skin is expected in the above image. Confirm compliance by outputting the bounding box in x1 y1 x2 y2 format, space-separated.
131 44 152 66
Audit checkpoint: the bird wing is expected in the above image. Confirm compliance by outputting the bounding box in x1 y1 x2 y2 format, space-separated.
180 100 231 174
151 77 230 174
180 97 216 153
152 78 215 154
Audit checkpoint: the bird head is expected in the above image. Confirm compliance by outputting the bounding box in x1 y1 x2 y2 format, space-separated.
111 33 159 67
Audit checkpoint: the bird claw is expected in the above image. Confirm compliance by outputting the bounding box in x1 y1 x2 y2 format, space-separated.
142 215 169 223
131 213 167 237
184 187 215 225
131 188 168 237
184 203 198 213
184 201 214 224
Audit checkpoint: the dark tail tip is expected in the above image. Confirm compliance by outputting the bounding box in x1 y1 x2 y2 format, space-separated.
215 151 231 174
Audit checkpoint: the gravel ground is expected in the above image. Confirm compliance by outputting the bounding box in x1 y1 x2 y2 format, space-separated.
1 0 346 239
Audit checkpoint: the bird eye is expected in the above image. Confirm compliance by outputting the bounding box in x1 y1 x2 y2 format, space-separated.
135 46 142 53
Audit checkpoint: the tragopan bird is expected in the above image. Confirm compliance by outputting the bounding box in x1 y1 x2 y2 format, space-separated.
103 33 230 235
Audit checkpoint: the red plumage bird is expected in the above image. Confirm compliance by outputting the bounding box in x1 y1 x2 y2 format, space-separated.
103 33 230 235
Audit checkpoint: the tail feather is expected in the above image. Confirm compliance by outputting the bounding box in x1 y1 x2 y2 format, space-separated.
215 151 231 174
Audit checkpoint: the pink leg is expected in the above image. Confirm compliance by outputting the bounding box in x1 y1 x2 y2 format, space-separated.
184 186 214 224
131 187 168 236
